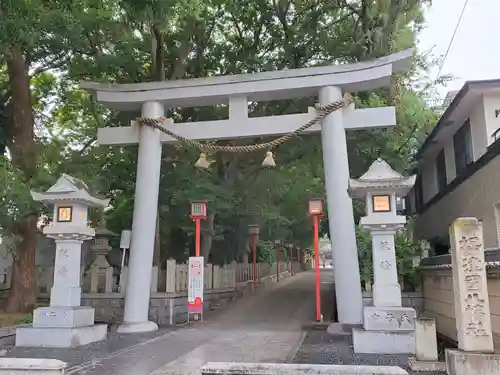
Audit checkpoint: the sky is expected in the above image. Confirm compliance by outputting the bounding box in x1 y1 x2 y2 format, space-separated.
418 0 499 97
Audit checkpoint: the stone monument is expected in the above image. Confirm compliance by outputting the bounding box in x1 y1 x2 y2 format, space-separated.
348 158 417 354
16 174 109 348
445 218 500 375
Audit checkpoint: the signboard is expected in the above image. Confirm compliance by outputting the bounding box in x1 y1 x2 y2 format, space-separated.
120 230 132 249
188 256 204 321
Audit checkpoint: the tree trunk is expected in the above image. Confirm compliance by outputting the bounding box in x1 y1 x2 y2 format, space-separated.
6 217 38 313
5 46 38 313
200 212 215 263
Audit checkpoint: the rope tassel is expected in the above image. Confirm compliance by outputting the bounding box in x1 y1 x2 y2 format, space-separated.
262 151 276 168
195 153 211 169
136 94 352 168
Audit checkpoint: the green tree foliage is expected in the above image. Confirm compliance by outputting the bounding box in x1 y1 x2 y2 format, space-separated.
0 0 445 311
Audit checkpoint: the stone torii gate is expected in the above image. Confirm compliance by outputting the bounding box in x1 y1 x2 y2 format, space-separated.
81 49 412 333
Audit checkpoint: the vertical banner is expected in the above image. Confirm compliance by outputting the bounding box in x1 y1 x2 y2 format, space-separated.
188 256 204 321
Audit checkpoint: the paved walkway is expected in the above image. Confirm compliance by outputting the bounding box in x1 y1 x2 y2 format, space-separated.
293 331 445 375
65 270 331 375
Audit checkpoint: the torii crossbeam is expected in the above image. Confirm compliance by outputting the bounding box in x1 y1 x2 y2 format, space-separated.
81 49 413 333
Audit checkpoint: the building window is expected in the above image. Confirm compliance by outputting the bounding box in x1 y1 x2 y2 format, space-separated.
436 149 447 192
415 175 424 212
453 119 473 176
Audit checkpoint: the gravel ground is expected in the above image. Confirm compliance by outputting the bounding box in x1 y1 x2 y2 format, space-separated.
4 327 175 368
292 330 447 375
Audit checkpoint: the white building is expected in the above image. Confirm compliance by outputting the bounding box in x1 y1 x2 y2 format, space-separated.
407 79 500 255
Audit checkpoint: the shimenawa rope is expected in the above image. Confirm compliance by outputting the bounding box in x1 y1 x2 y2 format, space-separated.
136 93 352 167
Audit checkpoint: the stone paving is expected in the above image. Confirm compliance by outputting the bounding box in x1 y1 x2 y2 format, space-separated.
6 270 446 374
123 271 326 375
292 329 447 375
4 271 327 375
5 328 174 368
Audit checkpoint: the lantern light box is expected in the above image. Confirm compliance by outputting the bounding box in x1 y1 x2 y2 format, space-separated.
57 206 73 222
190 200 208 219
371 194 391 213
308 198 323 216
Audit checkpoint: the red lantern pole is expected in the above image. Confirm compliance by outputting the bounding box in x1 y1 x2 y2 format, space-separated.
308 198 323 322
252 234 257 290
195 218 201 257
276 244 280 282
313 215 321 322
190 200 207 258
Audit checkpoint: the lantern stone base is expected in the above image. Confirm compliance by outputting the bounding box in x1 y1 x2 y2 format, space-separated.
16 324 107 348
352 305 416 354
362 306 416 331
32 306 96 328
352 328 415 354
408 357 446 372
15 306 107 348
445 349 500 375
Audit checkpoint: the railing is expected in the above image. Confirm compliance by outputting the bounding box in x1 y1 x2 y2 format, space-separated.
0 260 300 296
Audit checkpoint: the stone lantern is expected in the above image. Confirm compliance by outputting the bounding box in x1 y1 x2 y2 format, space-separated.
92 213 114 265
348 158 417 354
16 174 109 348
90 213 115 293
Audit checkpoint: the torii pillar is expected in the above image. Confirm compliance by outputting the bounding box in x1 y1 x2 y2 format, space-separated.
81 49 412 332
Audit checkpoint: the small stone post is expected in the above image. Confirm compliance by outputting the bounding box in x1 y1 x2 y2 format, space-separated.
415 318 438 361
445 218 500 375
409 317 446 372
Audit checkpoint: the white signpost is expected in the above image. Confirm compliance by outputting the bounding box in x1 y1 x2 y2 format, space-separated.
188 256 204 322
120 229 132 249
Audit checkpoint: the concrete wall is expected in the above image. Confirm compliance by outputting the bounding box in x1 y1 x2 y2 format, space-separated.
13 291 237 326
414 152 500 249
79 288 238 325
420 252 500 350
